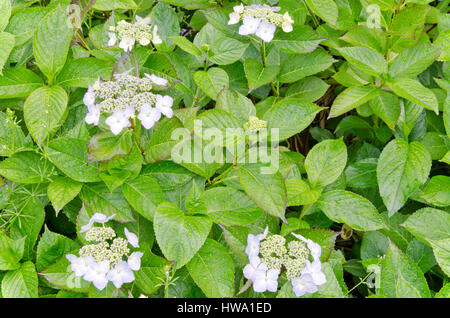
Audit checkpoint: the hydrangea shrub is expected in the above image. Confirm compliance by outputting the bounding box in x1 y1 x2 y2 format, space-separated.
0 0 448 299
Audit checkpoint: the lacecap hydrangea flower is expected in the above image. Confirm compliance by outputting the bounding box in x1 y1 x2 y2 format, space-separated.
66 213 143 290
228 4 294 42
83 70 173 135
108 15 162 52
243 227 326 296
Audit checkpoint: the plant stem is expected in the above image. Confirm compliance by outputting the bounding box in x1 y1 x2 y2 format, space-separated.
261 41 267 67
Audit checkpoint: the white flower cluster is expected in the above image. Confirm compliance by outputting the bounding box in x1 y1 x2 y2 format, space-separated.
243 227 326 296
66 213 143 290
83 70 173 135
108 15 162 52
228 4 294 42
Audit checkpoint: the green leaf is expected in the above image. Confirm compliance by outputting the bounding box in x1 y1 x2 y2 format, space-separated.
377 139 431 216
56 58 113 88
79 182 135 223
0 151 56 184
154 202 212 268
238 164 287 222
272 25 324 54
10 196 45 260
304 0 338 26
33 5 73 82
286 177 322 206
216 89 256 123
340 25 387 54
0 0 12 32
36 227 79 272
151 2 180 50
368 90 401 129
436 284 450 298
160 0 214 9
361 231 388 260
47 137 101 183
145 117 183 163
186 239 235 298
263 98 323 141
305 138 347 188
194 67 229 100
345 158 378 188
0 233 24 271
1 262 38 298
93 0 137 10
316 190 385 231
285 76 330 102
202 187 263 226
0 32 14 75
122 176 164 221
388 78 439 114
389 43 441 79
87 130 133 162
170 36 203 57
278 48 334 83
134 250 169 295
402 207 450 276
389 7 428 39
329 86 379 118
418 175 450 208
23 85 68 145
337 46 387 77
379 242 431 298
47 176 83 214
208 36 249 66
419 132 448 160
244 58 280 91
0 67 44 99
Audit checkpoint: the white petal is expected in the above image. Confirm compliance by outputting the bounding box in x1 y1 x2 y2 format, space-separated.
127 252 143 271
124 228 139 248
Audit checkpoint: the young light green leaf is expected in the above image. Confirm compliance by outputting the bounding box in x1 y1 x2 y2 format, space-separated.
304 0 338 26
368 90 401 129
388 78 439 114
337 46 387 77
388 43 441 79
329 86 379 118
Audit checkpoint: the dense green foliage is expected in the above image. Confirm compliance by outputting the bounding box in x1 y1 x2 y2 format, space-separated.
0 0 448 298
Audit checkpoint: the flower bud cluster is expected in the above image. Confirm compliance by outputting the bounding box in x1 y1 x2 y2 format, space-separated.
83 71 174 135
243 227 326 296
66 213 143 291
108 15 162 52
244 116 267 133
228 4 294 42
